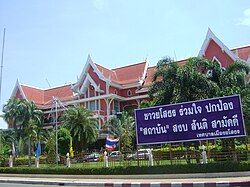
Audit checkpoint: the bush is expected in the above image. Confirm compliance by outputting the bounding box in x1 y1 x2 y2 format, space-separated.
0 162 249 175
45 133 57 164
0 156 47 167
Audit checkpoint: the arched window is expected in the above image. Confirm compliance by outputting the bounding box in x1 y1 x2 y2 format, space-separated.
127 90 132 96
212 56 225 71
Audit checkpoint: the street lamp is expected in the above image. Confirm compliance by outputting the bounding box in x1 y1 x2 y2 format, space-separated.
52 96 59 165
52 96 68 165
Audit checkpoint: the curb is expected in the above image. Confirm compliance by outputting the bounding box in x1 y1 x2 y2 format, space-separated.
0 179 250 186
1 171 250 179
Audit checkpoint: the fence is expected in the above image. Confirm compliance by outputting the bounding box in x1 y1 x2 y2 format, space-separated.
69 148 250 168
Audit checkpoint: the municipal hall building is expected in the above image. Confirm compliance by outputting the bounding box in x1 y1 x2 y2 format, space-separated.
9 29 250 140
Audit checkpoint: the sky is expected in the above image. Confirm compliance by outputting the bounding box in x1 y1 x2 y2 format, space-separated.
0 0 249 129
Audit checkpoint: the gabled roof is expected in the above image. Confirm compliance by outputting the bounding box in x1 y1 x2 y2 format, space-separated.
231 45 250 61
43 84 74 105
74 54 149 91
21 85 44 105
12 81 74 108
72 55 109 92
140 40 250 92
95 61 148 84
95 63 118 82
111 61 147 84
143 66 156 87
198 28 240 62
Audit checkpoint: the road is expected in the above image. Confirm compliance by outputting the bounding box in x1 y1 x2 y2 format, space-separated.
0 184 61 187
0 172 249 187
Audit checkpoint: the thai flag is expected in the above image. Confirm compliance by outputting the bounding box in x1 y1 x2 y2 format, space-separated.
105 136 119 151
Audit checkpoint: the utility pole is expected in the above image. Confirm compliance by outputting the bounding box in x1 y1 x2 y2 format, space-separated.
0 28 6 106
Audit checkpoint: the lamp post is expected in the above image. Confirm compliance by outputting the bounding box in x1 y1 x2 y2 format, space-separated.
52 96 68 165
53 96 59 165
56 98 59 164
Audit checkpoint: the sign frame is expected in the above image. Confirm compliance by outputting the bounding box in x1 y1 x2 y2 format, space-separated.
135 95 246 146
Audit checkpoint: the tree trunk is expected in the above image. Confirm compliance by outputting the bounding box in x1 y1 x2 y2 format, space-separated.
28 136 31 166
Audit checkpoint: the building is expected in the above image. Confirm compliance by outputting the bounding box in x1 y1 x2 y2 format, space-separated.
9 29 250 135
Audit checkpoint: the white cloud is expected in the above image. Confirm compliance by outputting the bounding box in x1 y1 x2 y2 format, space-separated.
239 8 250 26
92 0 105 11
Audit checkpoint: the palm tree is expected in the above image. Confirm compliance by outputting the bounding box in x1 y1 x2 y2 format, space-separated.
3 98 24 129
149 57 250 105
58 127 72 156
62 106 98 152
3 98 43 165
106 111 135 153
187 58 250 93
188 58 250 132
149 57 250 160
148 57 219 105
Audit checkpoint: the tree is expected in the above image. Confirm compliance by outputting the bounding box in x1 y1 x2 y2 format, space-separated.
17 100 43 166
106 111 135 153
140 100 155 109
149 57 250 130
62 106 98 152
3 98 43 165
45 131 56 164
58 127 72 156
149 57 250 160
3 98 25 129
188 58 250 134
148 57 219 105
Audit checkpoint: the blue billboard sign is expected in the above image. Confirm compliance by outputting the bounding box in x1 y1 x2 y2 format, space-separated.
135 95 246 145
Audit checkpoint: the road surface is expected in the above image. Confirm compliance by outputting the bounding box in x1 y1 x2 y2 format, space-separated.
0 184 60 187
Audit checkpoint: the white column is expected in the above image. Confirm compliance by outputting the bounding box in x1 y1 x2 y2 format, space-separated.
9 155 13 167
104 151 108 168
35 157 40 168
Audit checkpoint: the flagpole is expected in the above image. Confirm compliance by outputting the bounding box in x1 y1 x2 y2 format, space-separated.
0 28 6 106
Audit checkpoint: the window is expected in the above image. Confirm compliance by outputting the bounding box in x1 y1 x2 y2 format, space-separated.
96 100 99 110
89 101 96 111
212 56 225 71
127 90 132 96
114 100 119 113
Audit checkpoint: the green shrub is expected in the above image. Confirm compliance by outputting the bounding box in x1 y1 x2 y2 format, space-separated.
0 162 249 175
0 156 47 167
45 133 57 164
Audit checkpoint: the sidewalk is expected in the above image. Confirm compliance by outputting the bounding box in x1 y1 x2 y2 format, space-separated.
0 172 250 186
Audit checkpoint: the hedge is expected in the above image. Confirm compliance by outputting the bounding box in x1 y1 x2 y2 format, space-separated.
0 162 250 175
0 157 48 167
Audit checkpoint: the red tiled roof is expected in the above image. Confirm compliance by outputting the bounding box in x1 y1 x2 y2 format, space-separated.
44 85 74 104
112 61 146 84
144 66 156 87
95 64 118 82
95 61 147 85
20 84 74 108
20 45 250 107
21 85 44 105
231 45 250 61
178 59 188 66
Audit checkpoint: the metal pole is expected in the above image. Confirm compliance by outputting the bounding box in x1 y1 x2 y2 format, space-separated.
55 97 58 165
0 28 6 105
0 130 1 149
